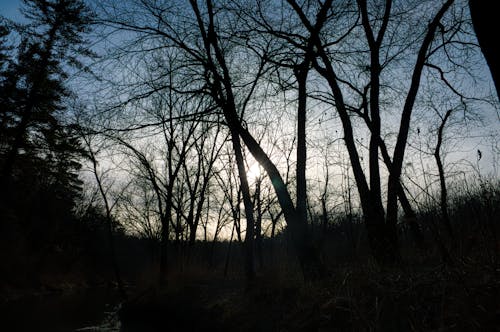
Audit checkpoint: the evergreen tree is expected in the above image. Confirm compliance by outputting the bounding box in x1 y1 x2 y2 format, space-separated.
0 0 92 278
0 0 92 182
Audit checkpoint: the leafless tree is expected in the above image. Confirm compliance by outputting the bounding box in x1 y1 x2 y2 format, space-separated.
79 131 127 299
276 0 460 265
95 0 328 279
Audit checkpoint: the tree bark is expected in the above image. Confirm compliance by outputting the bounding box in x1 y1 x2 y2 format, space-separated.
469 1 500 101
189 0 325 280
228 128 255 281
435 109 454 239
254 178 264 269
386 0 455 252
295 62 309 250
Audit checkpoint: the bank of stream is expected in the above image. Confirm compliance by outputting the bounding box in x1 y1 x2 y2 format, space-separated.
1 287 121 331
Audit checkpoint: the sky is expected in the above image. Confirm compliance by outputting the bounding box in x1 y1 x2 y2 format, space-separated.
0 0 498 243
2 0 499 199
0 0 22 21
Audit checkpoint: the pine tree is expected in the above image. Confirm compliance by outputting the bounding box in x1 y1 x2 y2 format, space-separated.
0 0 92 273
0 0 92 182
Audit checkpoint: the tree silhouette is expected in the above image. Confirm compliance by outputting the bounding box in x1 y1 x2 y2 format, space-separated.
1 0 92 180
469 1 500 101
0 0 92 279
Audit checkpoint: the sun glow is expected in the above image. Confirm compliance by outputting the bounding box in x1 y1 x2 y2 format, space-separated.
247 163 262 181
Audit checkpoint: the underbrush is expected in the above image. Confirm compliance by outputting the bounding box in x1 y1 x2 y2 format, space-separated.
119 259 499 331
118 179 500 331
3 179 499 331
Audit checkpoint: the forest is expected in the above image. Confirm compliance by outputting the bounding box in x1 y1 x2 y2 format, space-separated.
0 0 499 331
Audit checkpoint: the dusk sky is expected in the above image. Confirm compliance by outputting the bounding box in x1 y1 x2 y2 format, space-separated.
1 2 499 331
0 0 21 21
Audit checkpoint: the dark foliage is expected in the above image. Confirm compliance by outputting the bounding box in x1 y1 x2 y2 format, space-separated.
0 0 93 288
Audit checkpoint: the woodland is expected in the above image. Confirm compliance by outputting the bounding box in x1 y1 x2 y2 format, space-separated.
0 0 499 331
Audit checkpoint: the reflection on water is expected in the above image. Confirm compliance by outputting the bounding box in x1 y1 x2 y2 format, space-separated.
1 288 119 332
75 304 121 332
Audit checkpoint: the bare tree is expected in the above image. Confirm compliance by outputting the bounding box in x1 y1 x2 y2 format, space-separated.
96 0 327 279
89 0 492 273
80 132 127 299
214 149 244 244
118 177 162 243
279 0 456 265
434 109 454 239
181 120 227 246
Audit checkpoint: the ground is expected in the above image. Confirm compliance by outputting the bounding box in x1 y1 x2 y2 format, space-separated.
118 262 500 331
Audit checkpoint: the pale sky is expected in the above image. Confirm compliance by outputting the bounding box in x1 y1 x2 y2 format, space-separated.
0 0 22 21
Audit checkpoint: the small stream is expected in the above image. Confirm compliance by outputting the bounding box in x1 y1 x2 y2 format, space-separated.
1 288 120 332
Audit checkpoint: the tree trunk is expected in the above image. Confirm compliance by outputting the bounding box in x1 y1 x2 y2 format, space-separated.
85 143 127 300
195 0 324 280
385 0 454 258
295 63 309 251
228 128 255 281
159 210 169 284
379 130 425 248
469 1 500 101
159 184 173 284
435 109 454 239
254 179 264 269
237 124 326 280
224 222 236 277
397 183 425 248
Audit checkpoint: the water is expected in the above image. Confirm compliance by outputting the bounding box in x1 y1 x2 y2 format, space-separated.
1 288 120 332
